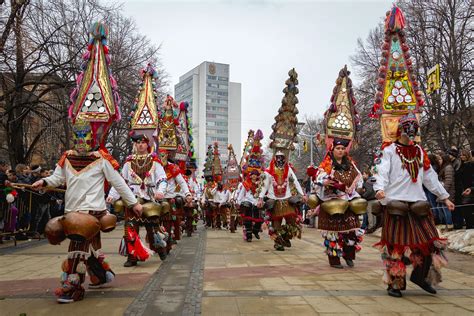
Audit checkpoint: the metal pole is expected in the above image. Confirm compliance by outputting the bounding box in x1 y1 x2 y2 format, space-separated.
310 136 313 166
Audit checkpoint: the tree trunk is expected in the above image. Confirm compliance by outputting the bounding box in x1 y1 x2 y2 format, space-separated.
9 8 26 166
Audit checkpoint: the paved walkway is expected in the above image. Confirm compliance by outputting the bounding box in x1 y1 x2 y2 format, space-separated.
0 223 473 315
0 226 162 316
202 227 474 315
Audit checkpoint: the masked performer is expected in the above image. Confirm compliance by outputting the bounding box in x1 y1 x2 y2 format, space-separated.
237 130 265 241
32 22 141 304
370 5 454 298
107 64 167 266
257 69 306 251
156 96 192 246
107 135 167 265
224 144 241 233
315 66 366 269
374 113 453 297
160 149 192 252
184 159 199 236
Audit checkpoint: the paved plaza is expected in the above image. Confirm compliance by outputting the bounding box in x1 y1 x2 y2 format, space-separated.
0 224 473 315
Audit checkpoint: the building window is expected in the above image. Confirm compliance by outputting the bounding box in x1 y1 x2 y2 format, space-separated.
218 76 228 82
207 75 217 80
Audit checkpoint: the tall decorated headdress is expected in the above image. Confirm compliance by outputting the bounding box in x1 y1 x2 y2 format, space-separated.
269 68 300 156
223 144 240 189
174 101 193 170
370 5 424 143
68 22 121 149
212 142 223 182
129 63 160 151
323 65 360 152
239 129 255 171
157 95 180 152
242 129 264 177
203 145 214 178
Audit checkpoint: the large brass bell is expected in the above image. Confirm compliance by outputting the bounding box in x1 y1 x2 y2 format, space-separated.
307 194 320 209
321 199 349 215
386 200 409 216
349 198 368 215
160 201 171 215
367 200 382 215
410 201 430 217
45 216 66 245
113 200 125 215
142 202 162 219
61 212 100 241
99 213 117 232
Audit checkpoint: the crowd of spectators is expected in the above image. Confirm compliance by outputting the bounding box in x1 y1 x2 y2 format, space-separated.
0 160 64 243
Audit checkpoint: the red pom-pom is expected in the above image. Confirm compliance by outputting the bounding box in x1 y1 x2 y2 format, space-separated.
179 102 186 111
54 288 64 297
418 99 425 106
90 275 100 284
102 262 110 271
306 165 317 178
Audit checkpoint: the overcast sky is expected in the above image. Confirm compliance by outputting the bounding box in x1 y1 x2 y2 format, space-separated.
122 0 392 146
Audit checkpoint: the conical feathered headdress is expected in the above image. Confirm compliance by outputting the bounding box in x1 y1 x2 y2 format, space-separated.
242 129 264 176
203 145 214 178
269 68 299 155
174 101 193 170
212 142 223 182
68 22 120 148
239 129 255 171
371 5 424 143
157 95 179 151
324 65 360 152
224 144 240 189
129 63 159 151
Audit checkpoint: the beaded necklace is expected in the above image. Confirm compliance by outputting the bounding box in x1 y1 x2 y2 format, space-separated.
395 143 421 182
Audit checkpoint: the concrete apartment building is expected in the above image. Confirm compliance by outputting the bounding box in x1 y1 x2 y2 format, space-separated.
174 62 241 176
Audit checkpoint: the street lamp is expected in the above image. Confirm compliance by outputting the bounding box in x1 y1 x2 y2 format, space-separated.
299 131 317 166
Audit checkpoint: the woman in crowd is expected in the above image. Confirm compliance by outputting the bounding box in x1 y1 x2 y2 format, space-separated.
437 154 455 230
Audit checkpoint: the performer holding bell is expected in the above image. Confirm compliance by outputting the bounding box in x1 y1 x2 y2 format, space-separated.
257 69 306 251
32 22 141 304
107 64 168 266
370 6 454 298
237 129 265 242
316 66 366 269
